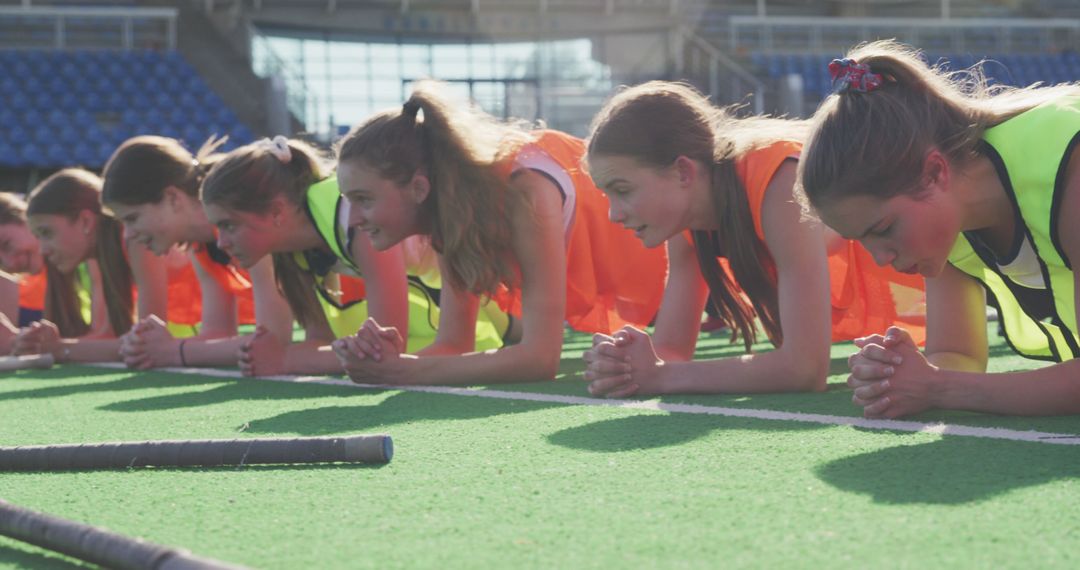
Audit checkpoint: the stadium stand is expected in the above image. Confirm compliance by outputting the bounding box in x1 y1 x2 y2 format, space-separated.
0 49 253 169
751 50 1080 101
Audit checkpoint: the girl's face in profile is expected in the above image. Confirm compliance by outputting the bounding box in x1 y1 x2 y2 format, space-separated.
588 154 693 249
27 212 96 273
202 202 279 269
338 160 425 252
108 199 183 256
0 222 44 275
816 189 961 278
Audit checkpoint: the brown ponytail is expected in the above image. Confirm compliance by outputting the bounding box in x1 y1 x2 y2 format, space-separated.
336 80 530 297
800 39 1080 211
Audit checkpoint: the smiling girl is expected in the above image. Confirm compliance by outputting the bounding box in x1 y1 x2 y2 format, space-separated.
12 168 201 363
580 81 924 398
198 136 503 377
101 135 293 370
328 80 668 385
0 193 47 352
800 41 1080 418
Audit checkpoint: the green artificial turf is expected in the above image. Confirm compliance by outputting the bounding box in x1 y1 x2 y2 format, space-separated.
0 327 1077 569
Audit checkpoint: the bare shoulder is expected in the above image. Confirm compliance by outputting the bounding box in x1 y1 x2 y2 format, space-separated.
1058 145 1080 263
761 158 819 252
508 169 563 225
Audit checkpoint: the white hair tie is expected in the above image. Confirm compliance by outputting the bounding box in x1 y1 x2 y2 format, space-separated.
260 135 292 164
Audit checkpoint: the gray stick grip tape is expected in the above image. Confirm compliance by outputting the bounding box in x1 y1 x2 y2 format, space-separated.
0 434 392 471
0 498 248 570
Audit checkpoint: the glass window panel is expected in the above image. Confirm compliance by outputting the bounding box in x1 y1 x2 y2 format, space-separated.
471 81 506 117
371 77 403 106
432 44 470 79
470 43 496 79
369 42 400 78
259 33 610 141
496 42 538 78
302 39 329 76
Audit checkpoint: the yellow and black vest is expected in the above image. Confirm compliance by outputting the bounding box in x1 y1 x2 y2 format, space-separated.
298 177 504 351
946 97 1080 361
293 177 371 340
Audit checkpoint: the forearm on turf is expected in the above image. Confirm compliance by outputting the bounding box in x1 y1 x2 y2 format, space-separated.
397 340 562 385
658 347 828 394
57 338 121 364
414 338 476 357
284 342 345 376
176 336 246 368
932 359 1080 415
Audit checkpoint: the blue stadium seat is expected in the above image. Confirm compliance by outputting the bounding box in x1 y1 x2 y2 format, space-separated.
231 125 254 143
107 124 133 146
3 49 248 168
32 125 54 146
7 125 30 147
20 144 46 168
46 110 68 128
22 109 44 129
46 143 69 165
72 141 97 166
72 109 96 130
58 125 81 146
0 140 18 167
0 109 18 130
95 141 117 165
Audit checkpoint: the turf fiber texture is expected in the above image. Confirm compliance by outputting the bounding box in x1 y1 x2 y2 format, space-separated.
0 326 1077 569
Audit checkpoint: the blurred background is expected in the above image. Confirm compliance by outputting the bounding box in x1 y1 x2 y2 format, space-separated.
1 0 1077 192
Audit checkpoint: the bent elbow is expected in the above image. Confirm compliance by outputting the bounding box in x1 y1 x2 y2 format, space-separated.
783 358 829 393
534 351 561 381
524 344 562 382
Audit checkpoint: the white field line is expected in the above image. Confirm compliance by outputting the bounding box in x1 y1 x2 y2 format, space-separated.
89 363 1080 446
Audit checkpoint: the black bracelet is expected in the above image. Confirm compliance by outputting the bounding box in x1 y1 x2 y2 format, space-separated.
178 339 188 367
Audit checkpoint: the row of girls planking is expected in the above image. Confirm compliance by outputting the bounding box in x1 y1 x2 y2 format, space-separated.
3 39 1078 418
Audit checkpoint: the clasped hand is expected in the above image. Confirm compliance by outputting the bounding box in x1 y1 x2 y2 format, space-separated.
331 318 407 384
848 326 939 419
580 325 664 398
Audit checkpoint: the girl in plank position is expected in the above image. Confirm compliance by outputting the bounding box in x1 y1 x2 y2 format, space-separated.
200 135 516 377
101 136 293 370
0 193 47 352
329 80 668 385
582 81 924 397
799 41 1080 417
198 136 425 376
11 169 201 363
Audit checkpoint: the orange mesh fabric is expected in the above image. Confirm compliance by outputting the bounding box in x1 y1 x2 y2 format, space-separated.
18 271 46 311
164 258 203 326
737 142 926 344
191 245 256 325
492 130 669 334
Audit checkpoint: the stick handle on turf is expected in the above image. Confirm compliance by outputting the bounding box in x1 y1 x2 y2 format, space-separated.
0 434 393 472
0 354 55 373
0 498 248 570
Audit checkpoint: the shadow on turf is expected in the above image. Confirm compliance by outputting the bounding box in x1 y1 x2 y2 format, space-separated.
547 412 830 452
0 543 84 569
239 390 561 435
0 368 226 402
97 377 361 412
816 437 1080 504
